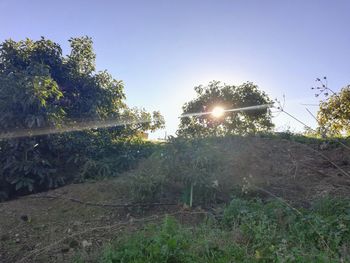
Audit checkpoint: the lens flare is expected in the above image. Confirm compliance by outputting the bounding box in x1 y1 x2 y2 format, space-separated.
0 104 274 140
180 104 273 118
0 118 154 140
211 106 225 118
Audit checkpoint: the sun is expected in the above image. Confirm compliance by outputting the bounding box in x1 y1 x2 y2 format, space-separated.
211 106 225 118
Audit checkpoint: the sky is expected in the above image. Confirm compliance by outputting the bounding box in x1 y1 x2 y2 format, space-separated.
1 0 350 138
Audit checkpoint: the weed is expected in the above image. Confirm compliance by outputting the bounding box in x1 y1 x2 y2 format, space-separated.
100 197 350 262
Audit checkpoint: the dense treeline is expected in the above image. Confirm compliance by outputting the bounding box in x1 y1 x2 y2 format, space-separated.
0 37 164 200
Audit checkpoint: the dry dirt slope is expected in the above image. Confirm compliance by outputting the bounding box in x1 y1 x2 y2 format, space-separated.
1 137 350 263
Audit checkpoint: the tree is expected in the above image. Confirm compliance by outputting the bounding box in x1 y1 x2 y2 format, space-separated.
177 81 274 137
317 85 350 136
0 37 164 198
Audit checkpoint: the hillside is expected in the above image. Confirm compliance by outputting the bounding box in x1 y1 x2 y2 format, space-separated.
1 137 350 262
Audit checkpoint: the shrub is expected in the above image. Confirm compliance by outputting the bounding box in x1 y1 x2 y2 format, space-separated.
127 137 229 206
162 137 227 206
129 153 165 203
0 133 162 200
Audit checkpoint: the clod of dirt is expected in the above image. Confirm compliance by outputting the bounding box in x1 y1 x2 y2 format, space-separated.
82 240 92 248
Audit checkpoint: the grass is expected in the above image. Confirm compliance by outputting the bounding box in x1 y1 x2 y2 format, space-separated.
97 197 350 263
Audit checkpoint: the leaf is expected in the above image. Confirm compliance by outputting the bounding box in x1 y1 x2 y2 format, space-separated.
15 181 24 191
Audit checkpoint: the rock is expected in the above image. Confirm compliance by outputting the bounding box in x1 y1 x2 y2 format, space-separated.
82 240 92 248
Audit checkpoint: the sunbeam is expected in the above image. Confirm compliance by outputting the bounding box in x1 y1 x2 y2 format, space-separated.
180 104 274 118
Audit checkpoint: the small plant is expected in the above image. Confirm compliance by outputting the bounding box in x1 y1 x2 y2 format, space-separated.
129 154 165 203
163 137 226 206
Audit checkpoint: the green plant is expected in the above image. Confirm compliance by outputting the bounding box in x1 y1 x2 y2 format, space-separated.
316 81 350 136
163 137 226 206
101 216 245 263
129 154 165 203
177 81 274 137
101 216 190 262
0 37 164 199
223 197 350 261
99 197 350 262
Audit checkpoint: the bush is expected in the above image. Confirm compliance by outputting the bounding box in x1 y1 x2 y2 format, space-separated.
0 134 162 200
129 153 165 203
162 137 228 206
66 136 163 180
127 137 230 206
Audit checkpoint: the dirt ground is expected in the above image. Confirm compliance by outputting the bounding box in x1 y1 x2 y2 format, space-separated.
1 137 350 263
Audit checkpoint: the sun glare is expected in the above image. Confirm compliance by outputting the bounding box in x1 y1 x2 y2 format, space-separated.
211 106 225 118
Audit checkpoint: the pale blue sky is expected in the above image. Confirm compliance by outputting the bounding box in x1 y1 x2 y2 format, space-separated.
1 0 350 138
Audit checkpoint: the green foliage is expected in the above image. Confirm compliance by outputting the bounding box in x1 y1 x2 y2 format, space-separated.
163 137 226 205
178 81 274 137
258 131 350 148
0 37 164 199
317 85 350 136
100 197 350 263
129 153 165 202
119 108 165 138
101 217 187 262
128 137 227 205
223 197 350 261
101 216 243 263
63 135 163 180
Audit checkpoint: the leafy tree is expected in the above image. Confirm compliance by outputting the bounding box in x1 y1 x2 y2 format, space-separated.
0 37 164 198
317 85 350 136
177 81 274 137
